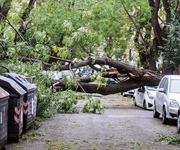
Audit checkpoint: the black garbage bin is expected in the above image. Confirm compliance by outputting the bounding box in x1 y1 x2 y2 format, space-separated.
0 75 26 142
3 73 37 132
0 87 9 149
24 76 35 84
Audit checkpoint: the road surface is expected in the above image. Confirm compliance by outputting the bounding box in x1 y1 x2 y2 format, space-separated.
5 94 180 150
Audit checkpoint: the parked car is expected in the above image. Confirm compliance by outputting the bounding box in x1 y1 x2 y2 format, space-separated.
133 86 157 110
41 70 72 83
177 107 180 133
153 75 180 124
121 89 135 97
107 78 118 84
75 66 95 77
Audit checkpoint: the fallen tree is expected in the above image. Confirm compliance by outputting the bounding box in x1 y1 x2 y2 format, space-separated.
45 56 163 95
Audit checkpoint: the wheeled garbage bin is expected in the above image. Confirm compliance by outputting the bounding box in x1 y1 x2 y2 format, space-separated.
0 87 9 149
0 75 26 142
3 73 37 132
24 76 35 84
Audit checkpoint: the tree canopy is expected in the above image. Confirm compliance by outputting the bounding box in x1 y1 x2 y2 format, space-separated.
0 0 180 116
1 0 179 84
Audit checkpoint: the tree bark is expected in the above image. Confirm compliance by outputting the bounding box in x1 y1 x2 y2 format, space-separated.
148 50 157 71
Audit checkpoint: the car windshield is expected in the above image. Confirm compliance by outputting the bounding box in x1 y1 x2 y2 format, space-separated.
170 79 180 93
146 86 157 91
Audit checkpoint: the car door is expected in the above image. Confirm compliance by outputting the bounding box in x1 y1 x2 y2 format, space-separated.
156 78 168 113
137 87 145 106
161 78 169 114
156 78 164 112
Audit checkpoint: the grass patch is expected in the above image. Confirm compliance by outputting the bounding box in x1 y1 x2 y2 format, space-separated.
20 132 44 142
156 134 180 146
45 139 76 150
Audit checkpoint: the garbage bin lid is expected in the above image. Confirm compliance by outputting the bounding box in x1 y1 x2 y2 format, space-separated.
3 73 36 92
0 87 9 99
0 75 26 96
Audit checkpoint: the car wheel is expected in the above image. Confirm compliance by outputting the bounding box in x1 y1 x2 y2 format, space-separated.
121 92 124 96
162 107 168 124
133 97 137 106
122 92 126 97
143 100 147 110
177 113 180 133
153 104 160 118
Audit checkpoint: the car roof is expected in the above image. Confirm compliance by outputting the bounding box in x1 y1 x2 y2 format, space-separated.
164 75 180 80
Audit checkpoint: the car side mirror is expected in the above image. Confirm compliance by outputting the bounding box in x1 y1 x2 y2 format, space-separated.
158 88 165 93
138 88 145 93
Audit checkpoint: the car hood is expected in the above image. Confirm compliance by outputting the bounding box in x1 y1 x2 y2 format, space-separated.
147 90 157 96
169 93 180 103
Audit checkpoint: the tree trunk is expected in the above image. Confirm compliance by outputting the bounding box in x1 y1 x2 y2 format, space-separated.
46 56 163 95
148 50 157 71
162 64 175 75
148 0 163 47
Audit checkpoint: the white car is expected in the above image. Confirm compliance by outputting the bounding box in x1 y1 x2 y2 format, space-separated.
133 86 157 110
177 108 180 133
121 89 135 97
153 75 180 125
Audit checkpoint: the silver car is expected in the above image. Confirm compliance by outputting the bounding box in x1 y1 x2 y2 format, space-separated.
153 75 180 124
177 107 180 133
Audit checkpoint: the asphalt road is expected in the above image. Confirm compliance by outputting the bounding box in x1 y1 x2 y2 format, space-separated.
5 94 180 150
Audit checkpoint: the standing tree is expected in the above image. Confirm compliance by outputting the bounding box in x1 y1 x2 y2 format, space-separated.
148 0 180 74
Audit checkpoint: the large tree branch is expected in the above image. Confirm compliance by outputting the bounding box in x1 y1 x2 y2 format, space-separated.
59 57 149 78
53 75 161 95
22 56 162 78
0 13 27 44
51 57 163 95
21 56 163 95
14 0 36 43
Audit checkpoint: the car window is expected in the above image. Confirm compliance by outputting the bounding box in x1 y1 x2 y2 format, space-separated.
147 86 157 91
159 78 165 88
163 78 168 94
170 79 180 93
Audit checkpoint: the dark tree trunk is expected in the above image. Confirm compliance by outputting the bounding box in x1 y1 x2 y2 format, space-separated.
148 0 178 74
54 76 160 95
162 64 175 75
46 56 163 95
148 50 157 71
148 0 163 47
21 56 163 95
162 0 171 23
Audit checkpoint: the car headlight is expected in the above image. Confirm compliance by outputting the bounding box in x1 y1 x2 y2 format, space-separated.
147 92 154 99
169 99 179 108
